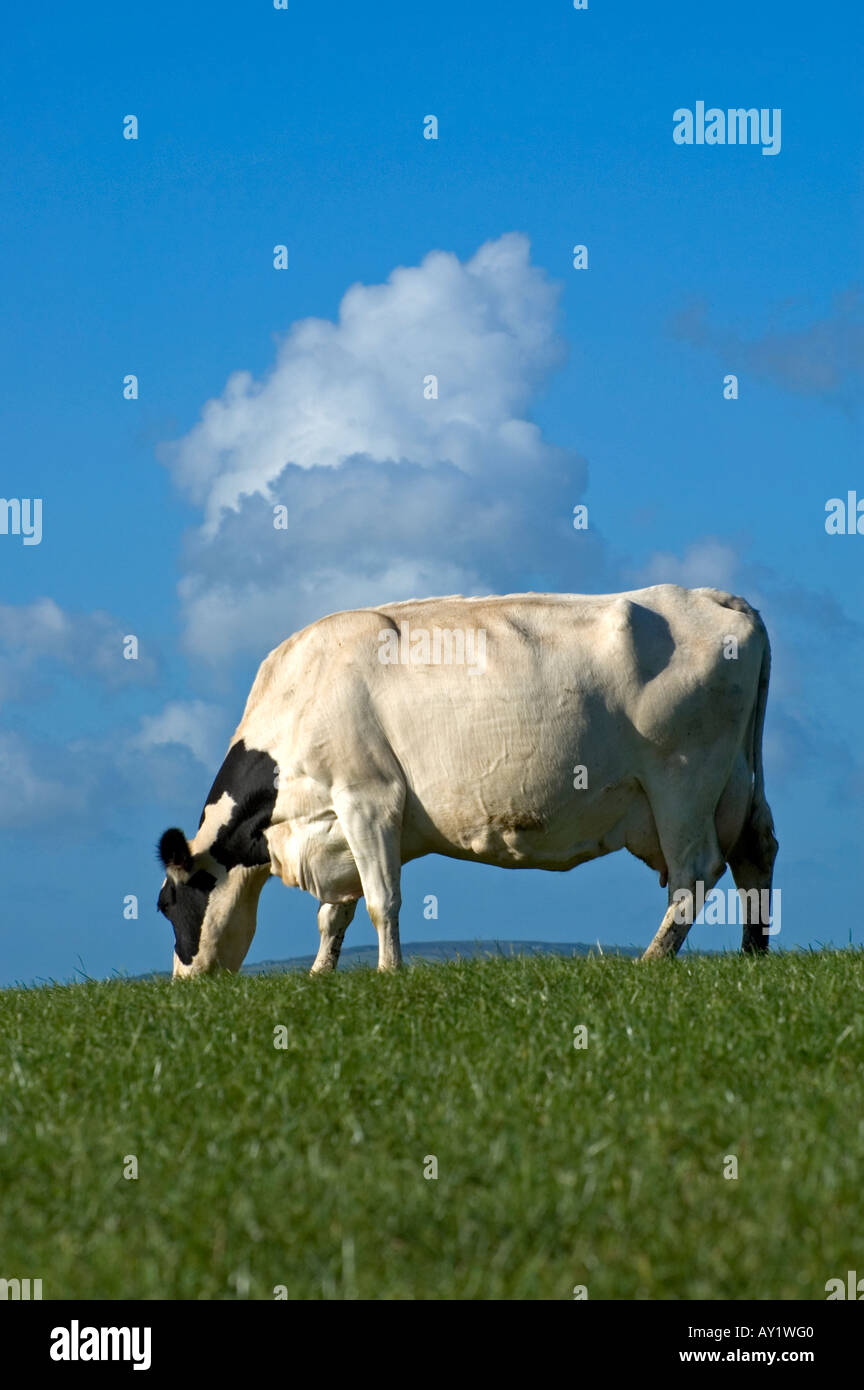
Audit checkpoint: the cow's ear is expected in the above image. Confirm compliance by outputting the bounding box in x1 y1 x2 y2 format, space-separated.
158 828 192 872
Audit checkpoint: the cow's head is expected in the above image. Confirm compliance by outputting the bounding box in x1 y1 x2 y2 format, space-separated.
157 826 269 977
156 741 279 977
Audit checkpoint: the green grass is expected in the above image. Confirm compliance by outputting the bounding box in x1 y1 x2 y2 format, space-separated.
2 951 863 1299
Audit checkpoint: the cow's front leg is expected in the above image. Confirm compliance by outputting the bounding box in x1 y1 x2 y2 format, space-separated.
333 791 404 972
310 900 357 975
368 900 402 972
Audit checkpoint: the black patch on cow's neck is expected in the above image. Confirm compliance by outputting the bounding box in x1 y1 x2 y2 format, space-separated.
199 739 278 870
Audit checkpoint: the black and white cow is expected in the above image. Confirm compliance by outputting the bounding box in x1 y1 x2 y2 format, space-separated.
157 586 778 975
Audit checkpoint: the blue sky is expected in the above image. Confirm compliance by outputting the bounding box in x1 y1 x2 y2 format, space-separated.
1 1 861 984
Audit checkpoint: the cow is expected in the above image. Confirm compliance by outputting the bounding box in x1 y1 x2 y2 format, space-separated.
157 586 778 976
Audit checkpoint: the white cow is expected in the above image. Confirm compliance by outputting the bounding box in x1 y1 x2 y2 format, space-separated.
157 586 777 975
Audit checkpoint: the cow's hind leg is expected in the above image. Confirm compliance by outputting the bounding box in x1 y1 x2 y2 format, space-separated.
333 792 404 972
642 819 726 961
310 900 357 975
728 804 779 954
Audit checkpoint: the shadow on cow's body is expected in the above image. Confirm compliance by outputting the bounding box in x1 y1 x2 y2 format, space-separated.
157 586 778 975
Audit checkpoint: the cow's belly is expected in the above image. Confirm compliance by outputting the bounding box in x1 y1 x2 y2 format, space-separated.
270 788 665 896
268 768 666 893
267 703 670 895
401 773 665 874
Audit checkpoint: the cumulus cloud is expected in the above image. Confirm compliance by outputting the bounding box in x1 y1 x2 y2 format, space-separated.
164 233 604 663
0 597 157 704
0 731 84 827
633 539 742 591
130 699 229 768
0 700 232 830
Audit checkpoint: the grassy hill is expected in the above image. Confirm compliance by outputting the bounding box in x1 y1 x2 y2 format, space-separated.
2 950 863 1299
137 938 644 980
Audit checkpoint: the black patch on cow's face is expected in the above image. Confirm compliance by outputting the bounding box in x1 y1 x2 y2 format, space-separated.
199 739 278 871
157 869 217 965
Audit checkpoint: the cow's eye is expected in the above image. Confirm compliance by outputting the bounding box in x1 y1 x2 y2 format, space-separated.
157 882 176 915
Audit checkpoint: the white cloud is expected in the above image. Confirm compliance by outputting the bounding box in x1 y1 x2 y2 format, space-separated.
0 732 82 826
169 234 566 524
633 540 742 591
130 700 228 768
164 233 600 663
0 597 157 703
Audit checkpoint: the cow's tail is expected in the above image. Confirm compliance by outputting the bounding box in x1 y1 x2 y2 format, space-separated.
703 588 775 839
749 616 775 841
705 590 778 950
736 616 779 951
